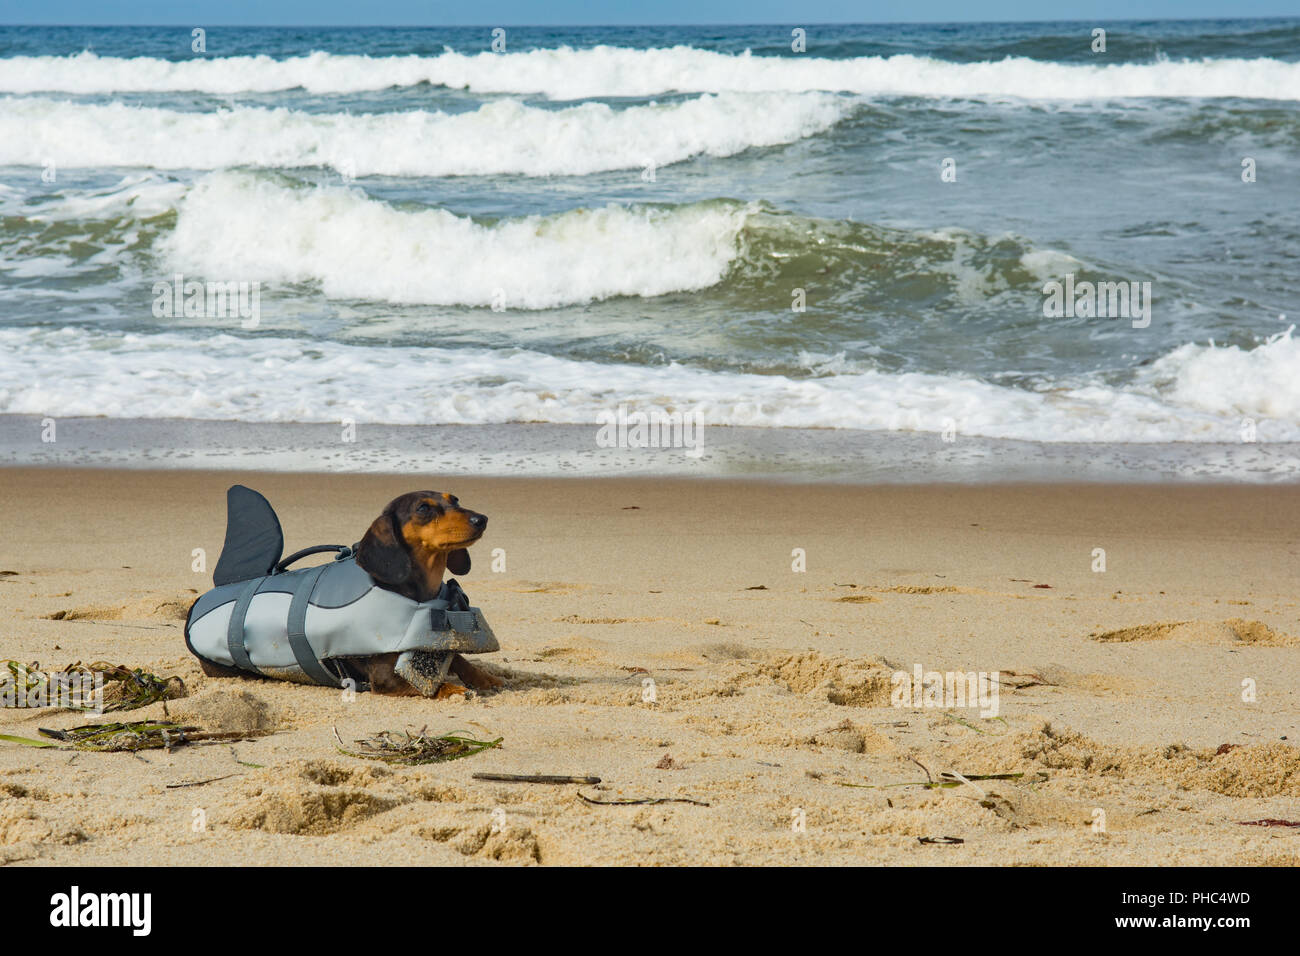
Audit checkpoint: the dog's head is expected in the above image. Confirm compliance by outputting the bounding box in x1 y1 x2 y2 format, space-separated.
355 491 487 597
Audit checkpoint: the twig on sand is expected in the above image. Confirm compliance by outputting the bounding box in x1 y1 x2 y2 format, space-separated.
994 671 1057 689
943 770 986 800
48 620 177 630
1240 819 1300 828
475 772 600 785
165 773 244 789
917 836 964 845
578 791 709 807
942 712 1008 735
230 746 264 768
835 770 1042 791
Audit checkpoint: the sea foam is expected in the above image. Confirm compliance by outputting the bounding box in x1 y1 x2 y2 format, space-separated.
163 172 755 308
0 92 853 176
1 48 1297 100
2 325 1298 443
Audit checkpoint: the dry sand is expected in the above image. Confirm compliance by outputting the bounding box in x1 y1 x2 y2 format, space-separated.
1 468 1299 865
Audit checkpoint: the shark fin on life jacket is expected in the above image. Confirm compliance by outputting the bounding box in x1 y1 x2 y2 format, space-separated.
212 484 284 587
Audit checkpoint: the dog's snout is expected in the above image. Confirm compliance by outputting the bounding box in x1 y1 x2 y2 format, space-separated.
469 513 487 531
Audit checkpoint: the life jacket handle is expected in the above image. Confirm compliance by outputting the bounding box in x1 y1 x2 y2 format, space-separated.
274 545 353 574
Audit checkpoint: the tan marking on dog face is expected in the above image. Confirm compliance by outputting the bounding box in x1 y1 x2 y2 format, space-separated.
400 493 482 553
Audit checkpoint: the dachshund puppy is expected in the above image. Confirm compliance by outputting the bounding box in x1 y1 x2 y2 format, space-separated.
353 491 503 698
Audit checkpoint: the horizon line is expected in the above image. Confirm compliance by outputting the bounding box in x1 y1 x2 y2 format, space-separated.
1 15 1294 28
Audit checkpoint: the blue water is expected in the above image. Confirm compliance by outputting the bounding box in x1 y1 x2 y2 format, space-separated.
4 21 1299 62
0 19 1298 447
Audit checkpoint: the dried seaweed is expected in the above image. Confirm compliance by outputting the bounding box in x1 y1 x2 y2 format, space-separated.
45 721 266 751
1 659 184 712
91 661 187 711
1 720 269 752
334 725 502 765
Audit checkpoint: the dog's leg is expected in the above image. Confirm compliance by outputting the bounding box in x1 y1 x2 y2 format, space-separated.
198 658 259 680
361 654 417 695
450 653 505 691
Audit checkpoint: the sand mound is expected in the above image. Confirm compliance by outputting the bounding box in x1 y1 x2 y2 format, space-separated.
1217 618 1296 646
729 652 894 707
531 635 611 663
0 781 50 800
171 689 278 733
398 809 543 862
1092 618 1295 646
808 718 894 754
699 642 758 660
227 759 407 835
944 720 1300 798
296 759 391 788
1035 668 1151 696
229 787 403 835
0 806 53 846
453 824 543 862
864 790 1013 836
46 591 196 622
488 665 581 691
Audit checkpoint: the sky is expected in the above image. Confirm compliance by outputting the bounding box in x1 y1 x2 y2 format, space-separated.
0 1 1294 26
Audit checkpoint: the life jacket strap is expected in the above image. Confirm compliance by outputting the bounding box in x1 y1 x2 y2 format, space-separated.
430 578 477 635
287 563 343 688
226 577 264 676
431 610 480 634
275 544 352 574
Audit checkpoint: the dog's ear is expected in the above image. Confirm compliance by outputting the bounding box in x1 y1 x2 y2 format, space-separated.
446 548 471 576
356 511 413 586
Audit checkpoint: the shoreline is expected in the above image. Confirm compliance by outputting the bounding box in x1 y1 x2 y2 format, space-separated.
3 415 1298 484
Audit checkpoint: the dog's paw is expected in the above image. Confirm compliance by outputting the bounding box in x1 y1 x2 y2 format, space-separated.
394 650 456 697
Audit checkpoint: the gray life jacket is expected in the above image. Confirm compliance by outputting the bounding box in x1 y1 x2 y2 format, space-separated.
184 485 497 690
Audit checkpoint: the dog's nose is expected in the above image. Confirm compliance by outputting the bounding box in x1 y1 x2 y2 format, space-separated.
469 513 487 530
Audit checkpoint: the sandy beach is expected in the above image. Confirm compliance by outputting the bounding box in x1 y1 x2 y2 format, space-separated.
2 466 1298 866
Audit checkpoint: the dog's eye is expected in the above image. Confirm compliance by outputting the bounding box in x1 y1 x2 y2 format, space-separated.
416 502 433 517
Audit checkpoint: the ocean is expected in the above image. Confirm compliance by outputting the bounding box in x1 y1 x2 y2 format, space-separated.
1 20 1298 478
